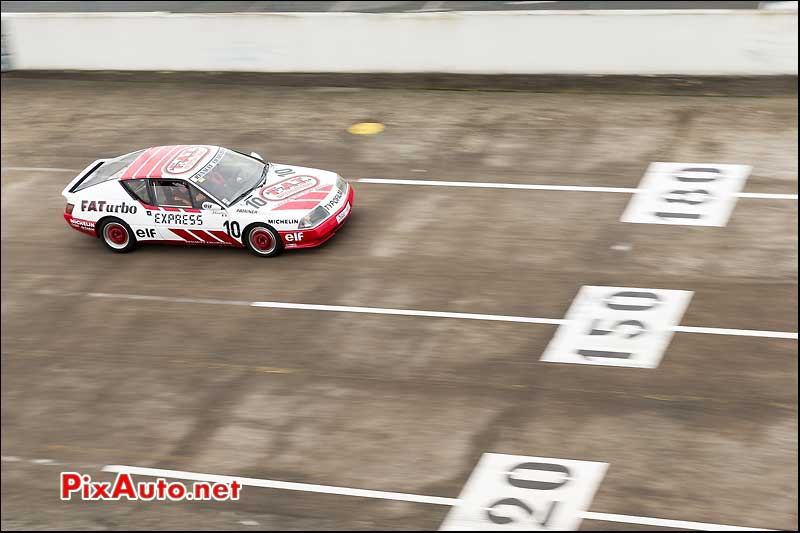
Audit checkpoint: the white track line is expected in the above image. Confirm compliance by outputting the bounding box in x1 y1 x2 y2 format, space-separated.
85 292 797 340
102 465 773 531
358 178 798 200
581 511 773 531
102 465 458 506
734 192 798 200
359 178 639 193
86 292 565 325
250 301 565 325
87 292 253 307
1 168 794 199
673 325 798 339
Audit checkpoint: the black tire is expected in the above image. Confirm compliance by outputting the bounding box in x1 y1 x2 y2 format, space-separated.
243 223 283 257
98 218 137 253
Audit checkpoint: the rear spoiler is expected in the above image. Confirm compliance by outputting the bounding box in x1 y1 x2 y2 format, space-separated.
61 158 110 199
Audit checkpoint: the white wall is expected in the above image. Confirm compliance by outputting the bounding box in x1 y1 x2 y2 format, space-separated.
1 10 797 75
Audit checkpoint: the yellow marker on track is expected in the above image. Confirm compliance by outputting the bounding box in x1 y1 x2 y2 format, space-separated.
348 122 385 135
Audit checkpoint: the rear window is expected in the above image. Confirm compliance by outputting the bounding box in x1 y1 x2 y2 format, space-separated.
121 179 152 205
74 150 144 192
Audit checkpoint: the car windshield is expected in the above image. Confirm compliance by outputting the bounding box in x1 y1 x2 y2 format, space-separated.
190 149 265 206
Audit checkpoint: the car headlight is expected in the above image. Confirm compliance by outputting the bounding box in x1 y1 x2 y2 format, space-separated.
336 175 347 191
298 206 329 229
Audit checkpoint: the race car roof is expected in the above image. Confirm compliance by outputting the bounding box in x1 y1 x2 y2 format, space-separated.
120 145 221 181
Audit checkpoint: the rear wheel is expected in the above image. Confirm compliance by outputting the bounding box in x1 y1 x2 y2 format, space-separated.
98 218 137 253
244 223 283 257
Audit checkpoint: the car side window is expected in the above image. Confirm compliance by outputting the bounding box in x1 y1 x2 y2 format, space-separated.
152 180 193 207
120 179 152 205
188 184 214 209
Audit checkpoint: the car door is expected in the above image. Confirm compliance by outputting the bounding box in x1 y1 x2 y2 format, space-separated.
188 182 240 245
149 179 232 245
118 178 159 241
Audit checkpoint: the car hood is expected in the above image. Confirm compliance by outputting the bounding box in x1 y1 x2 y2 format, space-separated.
233 163 346 215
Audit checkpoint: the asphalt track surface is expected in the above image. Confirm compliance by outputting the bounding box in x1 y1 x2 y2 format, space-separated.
1 75 797 530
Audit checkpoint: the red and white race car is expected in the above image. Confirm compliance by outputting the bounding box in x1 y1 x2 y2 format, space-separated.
62 145 354 257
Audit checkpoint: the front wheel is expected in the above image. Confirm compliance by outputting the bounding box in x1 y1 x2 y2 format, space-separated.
98 218 137 253
244 223 283 258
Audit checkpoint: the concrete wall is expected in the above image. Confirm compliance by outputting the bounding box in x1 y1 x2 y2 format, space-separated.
1 10 797 75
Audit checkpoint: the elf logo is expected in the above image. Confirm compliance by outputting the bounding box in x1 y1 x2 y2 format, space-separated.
135 228 157 239
284 232 305 243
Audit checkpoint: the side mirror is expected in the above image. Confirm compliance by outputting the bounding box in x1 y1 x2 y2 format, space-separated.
202 201 222 211
250 152 264 161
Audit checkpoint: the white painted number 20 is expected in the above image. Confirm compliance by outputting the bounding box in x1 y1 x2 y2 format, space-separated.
440 453 607 531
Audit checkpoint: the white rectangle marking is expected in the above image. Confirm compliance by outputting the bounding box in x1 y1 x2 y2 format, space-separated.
621 163 752 226
541 286 693 368
440 454 607 531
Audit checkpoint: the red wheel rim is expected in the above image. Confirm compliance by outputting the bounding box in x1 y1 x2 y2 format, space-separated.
103 223 129 249
250 228 275 253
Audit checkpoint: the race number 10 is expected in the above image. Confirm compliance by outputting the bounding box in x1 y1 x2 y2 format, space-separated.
440 454 607 531
541 286 693 368
621 163 751 226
